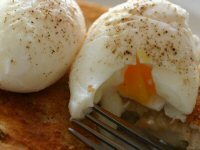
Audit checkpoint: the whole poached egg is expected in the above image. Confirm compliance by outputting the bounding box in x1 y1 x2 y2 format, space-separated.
0 0 86 92
69 0 200 121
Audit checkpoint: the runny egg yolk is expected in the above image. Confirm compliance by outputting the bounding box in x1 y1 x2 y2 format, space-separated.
118 57 157 105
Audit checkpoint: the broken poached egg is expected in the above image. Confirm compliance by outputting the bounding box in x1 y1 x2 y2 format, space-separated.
69 0 200 121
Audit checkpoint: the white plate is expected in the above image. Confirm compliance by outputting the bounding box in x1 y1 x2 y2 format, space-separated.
88 0 200 37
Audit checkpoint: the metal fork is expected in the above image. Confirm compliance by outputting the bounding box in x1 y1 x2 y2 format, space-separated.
69 105 174 150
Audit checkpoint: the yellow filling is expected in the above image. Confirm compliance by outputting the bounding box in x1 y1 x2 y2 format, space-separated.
118 57 156 105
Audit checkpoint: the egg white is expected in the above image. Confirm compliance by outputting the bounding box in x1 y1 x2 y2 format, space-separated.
0 0 86 92
69 0 200 120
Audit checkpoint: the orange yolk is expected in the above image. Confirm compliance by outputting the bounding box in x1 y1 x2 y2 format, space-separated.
118 58 157 105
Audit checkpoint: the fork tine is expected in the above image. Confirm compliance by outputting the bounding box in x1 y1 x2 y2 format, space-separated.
68 128 103 150
71 119 125 150
86 113 149 150
93 105 172 150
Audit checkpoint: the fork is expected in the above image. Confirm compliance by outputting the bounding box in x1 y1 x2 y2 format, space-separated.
69 105 174 150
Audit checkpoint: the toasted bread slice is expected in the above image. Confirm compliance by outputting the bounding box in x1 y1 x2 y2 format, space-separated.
78 0 107 27
1 1 200 150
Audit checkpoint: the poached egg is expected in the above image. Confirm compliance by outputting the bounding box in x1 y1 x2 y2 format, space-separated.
69 0 200 121
0 0 86 92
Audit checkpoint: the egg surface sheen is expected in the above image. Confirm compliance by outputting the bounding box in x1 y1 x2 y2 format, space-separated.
69 0 200 121
0 0 86 92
